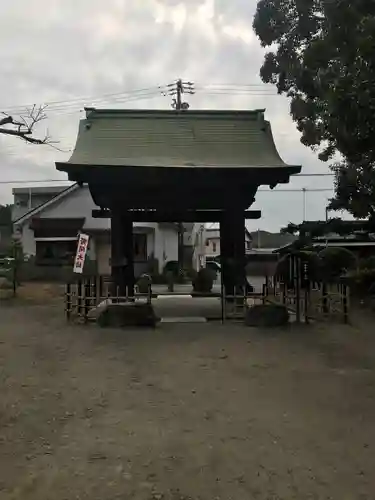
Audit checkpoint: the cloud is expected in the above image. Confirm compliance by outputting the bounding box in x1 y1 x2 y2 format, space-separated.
0 0 333 230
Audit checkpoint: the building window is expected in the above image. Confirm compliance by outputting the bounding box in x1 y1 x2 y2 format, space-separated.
16 197 28 208
212 241 217 253
35 240 77 266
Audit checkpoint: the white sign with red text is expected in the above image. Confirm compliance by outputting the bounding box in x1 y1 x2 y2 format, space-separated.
73 233 90 274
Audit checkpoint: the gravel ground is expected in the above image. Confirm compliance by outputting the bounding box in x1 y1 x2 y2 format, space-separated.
1 301 375 499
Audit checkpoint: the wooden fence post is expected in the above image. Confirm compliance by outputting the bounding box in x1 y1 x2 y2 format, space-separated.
262 282 267 305
221 285 226 323
92 275 98 306
98 275 104 301
296 258 301 323
342 284 349 324
66 283 71 321
282 280 287 305
84 277 91 322
77 279 83 317
322 283 329 315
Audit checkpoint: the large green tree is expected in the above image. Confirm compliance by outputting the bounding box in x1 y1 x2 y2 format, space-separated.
253 0 375 219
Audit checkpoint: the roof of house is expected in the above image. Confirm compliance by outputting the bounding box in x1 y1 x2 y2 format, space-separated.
205 227 252 239
57 108 301 171
12 185 69 196
12 184 181 232
13 184 79 225
274 234 375 253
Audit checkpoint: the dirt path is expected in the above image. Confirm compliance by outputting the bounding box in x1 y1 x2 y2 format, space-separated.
1 302 375 499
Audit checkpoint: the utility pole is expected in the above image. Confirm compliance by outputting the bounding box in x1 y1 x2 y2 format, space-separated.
168 79 195 111
167 79 195 273
302 188 307 222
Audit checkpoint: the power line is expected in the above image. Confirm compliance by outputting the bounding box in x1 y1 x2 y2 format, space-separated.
197 82 274 87
0 85 170 114
0 81 280 117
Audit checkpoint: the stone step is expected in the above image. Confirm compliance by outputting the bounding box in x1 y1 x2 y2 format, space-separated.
160 317 207 323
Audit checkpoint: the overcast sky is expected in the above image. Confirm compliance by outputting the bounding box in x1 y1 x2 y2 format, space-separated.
0 0 335 232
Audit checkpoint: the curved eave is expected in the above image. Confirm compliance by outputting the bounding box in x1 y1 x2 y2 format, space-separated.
56 161 301 179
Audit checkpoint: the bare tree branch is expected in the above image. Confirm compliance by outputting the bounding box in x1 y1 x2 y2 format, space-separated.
0 105 55 145
0 115 13 127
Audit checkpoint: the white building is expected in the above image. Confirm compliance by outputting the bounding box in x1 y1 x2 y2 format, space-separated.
190 225 253 270
12 184 194 276
204 226 253 259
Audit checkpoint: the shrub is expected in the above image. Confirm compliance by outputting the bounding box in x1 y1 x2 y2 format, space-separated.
136 273 151 294
319 247 356 279
187 268 198 282
165 270 175 292
275 251 322 286
358 255 375 270
162 261 187 284
146 257 159 276
150 273 167 285
163 260 179 276
192 267 215 293
298 250 322 282
175 268 187 284
342 269 375 297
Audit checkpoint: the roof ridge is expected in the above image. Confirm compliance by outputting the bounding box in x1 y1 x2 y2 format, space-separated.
84 108 266 120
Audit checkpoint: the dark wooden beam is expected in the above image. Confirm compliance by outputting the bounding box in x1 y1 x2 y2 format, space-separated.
92 209 261 222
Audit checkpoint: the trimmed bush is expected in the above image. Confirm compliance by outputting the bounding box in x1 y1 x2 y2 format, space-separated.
146 257 159 276
150 273 167 284
163 260 179 276
275 250 321 286
192 267 215 293
319 247 356 279
358 255 375 270
299 250 322 282
165 270 175 292
342 268 375 296
136 273 151 294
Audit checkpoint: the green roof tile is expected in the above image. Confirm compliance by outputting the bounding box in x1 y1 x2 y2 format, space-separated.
63 108 300 170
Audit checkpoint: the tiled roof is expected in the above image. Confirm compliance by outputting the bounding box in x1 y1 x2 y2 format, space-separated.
60 108 300 170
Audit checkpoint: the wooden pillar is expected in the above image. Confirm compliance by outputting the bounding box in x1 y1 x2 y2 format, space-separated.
232 208 246 295
220 208 245 298
123 214 135 298
110 211 134 298
220 215 231 297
